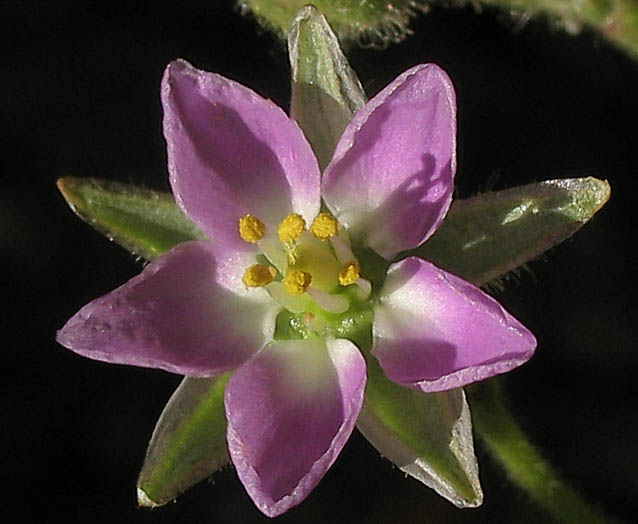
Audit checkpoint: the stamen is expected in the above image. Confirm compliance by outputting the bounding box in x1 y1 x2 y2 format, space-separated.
242 264 277 287
284 270 312 296
355 278 372 300
238 214 266 243
258 238 288 274
311 213 339 239
289 234 340 291
286 249 298 266
339 262 360 286
307 288 350 314
277 213 306 243
330 234 356 265
266 282 308 313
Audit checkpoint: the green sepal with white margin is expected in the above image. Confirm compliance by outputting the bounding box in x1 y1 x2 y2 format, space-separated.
357 339 483 506
288 5 366 169
413 177 611 288
137 374 231 507
57 177 205 261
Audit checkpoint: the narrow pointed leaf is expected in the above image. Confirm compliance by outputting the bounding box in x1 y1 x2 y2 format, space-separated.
412 177 610 286
288 5 366 169
57 177 205 261
137 375 230 507
357 351 483 507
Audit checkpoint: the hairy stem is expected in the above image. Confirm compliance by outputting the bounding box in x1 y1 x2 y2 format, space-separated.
471 0 638 57
468 379 623 524
241 1 638 57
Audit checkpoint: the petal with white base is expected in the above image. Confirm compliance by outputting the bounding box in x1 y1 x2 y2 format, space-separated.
225 338 366 517
57 241 278 376
373 257 536 392
162 60 321 251
323 64 456 259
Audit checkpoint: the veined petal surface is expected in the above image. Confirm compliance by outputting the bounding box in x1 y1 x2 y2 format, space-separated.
225 338 366 517
57 241 278 376
322 64 456 259
373 257 536 392
162 60 321 251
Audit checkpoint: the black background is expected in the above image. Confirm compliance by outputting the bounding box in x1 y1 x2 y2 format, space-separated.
3 1 637 523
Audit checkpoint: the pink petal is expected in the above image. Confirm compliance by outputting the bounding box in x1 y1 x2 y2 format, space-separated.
373 257 536 392
322 64 456 259
57 241 278 376
225 338 366 517
162 60 321 251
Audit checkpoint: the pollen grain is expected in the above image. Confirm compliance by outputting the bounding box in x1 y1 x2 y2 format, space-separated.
311 213 339 239
283 270 312 296
277 213 306 243
339 262 360 286
242 264 277 287
239 214 266 243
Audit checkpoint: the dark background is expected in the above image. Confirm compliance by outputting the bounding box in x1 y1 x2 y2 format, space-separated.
3 1 637 523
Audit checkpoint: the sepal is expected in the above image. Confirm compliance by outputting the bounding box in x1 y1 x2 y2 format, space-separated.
357 351 483 508
413 177 610 286
137 375 230 506
288 5 366 169
57 177 205 260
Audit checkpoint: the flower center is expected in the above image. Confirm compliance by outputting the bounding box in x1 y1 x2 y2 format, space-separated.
237 212 371 317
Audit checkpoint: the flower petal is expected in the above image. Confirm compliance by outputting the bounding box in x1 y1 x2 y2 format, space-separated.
373 257 536 392
322 64 456 259
225 338 366 517
57 241 278 376
162 60 321 251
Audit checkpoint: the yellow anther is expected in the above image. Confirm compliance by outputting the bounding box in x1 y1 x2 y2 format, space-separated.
239 214 266 243
242 264 277 287
277 213 306 243
283 270 312 296
339 262 360 286
310 213 339 239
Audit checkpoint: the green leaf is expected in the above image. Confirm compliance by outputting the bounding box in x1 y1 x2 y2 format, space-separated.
412 177 611 287
288 5 367 169
57 177 205 261
137 375 231 507
357 349 483 507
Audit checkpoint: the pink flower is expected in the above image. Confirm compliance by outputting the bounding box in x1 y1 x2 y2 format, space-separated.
57 60 536 517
